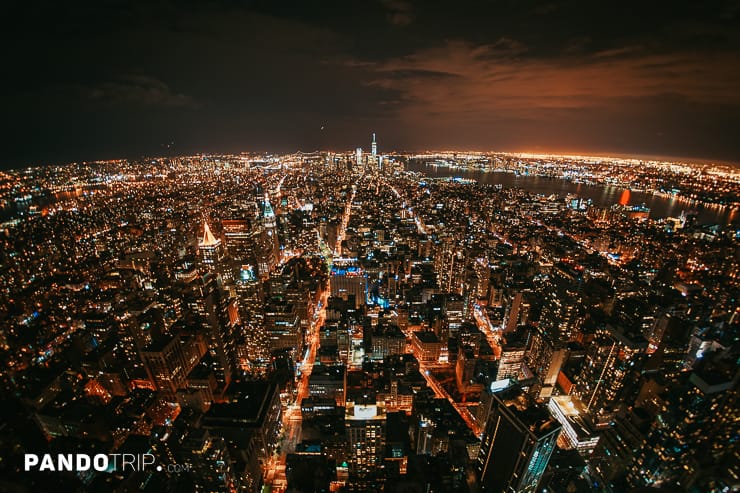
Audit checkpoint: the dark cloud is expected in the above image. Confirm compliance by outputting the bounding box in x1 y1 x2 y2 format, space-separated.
478 38 529 58
372 69 462 81
84 76 200 109
382 0 415 26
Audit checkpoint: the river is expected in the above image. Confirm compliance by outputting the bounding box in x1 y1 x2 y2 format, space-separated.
405 162 737 225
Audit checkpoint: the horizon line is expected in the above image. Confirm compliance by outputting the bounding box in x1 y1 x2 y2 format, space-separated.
7 147 740 172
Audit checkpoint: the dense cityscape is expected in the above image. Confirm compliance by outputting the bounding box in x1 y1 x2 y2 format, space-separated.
0 135 738 493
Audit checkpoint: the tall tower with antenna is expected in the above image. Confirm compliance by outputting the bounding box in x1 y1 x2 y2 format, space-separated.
371 133 377 156
258 193 280 278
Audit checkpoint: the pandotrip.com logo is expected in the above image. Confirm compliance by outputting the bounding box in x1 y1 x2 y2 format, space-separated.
24 453 191 473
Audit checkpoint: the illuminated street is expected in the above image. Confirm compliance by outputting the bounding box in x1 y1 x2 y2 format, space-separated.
265 174 360 492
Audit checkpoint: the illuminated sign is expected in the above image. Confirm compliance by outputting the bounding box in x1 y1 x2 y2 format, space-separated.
352 404 378 419
490 378 511 392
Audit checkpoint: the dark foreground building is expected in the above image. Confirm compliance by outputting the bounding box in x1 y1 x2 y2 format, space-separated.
477 386 561 493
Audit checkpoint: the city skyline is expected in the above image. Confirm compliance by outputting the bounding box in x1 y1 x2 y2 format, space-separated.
8 143 740 171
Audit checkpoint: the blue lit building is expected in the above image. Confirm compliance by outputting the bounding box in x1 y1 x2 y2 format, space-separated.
477 386 561 492
330 259 368 309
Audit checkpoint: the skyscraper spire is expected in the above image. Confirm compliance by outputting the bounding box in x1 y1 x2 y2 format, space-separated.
371 132 377 156
200 220 219 247
199 219 225 269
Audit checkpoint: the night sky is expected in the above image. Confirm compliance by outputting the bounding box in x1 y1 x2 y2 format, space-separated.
3 0 740 168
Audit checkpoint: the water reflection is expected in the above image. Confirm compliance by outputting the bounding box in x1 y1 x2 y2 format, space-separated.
619 189 631 206
406 162 735 224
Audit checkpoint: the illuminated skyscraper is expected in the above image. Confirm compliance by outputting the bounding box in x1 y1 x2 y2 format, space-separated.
371 133 377 156
477 386 561 493
547 395 601 454
346 401 387 491
526 327 567 398
184 272 240 389
505 290 524 333
198 219 235 286
474 257 490 300
627 362 739 490
264 300 301 352
140 333 190 395
572 325 647 420
444 293 465 337
222 219 258 265
262 193 277 231
496 328 529 381
258 194 280 278
199 220 225 268
356 147 363 166
330 259 367 309
539 285 583 341
235 264 268 365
